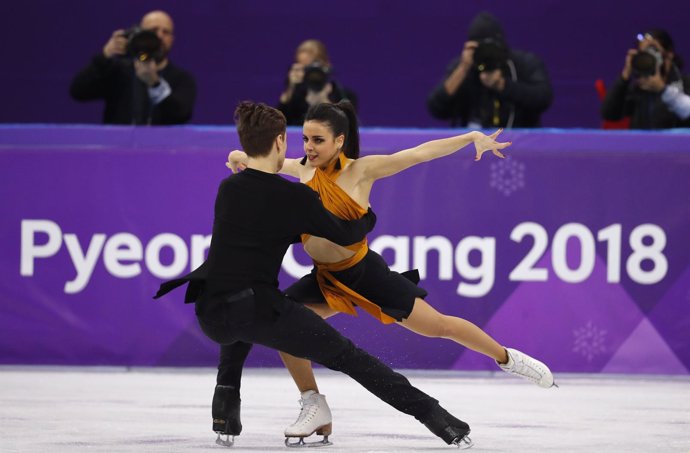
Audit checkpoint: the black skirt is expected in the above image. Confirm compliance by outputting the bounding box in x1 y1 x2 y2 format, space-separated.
285 249 427 322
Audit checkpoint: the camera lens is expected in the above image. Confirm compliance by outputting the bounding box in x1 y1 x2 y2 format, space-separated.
631 47 661 78
303 63 329 92
473 40 507 72
126 30 164 63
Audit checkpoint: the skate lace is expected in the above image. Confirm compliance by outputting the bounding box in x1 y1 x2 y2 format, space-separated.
291 397 318 427
512 356 546 383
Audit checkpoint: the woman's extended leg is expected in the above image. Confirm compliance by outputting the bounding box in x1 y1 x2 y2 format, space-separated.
400 297 508 362
400 297 555 388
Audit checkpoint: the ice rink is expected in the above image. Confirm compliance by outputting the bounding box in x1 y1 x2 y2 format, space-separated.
1 367 689 452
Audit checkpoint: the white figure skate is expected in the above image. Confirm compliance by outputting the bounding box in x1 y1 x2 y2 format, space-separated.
498 347 557 388
284 390 333 448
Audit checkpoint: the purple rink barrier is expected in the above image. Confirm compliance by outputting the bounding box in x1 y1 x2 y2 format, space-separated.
1 125 689 374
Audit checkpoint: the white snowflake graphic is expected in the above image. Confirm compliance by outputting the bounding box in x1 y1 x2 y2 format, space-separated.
489 158 525 196
572 321 607 362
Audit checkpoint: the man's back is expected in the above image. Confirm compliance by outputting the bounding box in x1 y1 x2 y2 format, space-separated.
204 168 373 300
205 169 308 297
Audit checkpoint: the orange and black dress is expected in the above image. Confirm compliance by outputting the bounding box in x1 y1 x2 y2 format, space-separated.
287 153 426 324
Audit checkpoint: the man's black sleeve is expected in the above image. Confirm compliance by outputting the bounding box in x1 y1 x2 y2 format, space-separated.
427 58 463 120
501 54 553 113
298 186 376 246
601 77 631 121
156 69 196 124
70 54 115 101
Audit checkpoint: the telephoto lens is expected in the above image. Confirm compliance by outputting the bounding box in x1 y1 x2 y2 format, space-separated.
303 63 330 91
126 30 164 63
631 47 662 78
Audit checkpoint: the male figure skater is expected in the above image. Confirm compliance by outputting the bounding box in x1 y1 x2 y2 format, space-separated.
155 101 473 448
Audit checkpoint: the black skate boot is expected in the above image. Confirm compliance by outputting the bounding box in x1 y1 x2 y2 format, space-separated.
421 405 473 449
212 384 242 447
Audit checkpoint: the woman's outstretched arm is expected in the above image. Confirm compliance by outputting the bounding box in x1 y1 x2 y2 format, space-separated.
226 150 303 178
357 129 510 182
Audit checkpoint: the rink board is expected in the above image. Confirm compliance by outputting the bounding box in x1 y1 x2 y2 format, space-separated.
1 125 689 373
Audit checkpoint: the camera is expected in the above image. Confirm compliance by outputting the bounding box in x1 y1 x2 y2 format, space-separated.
303 62 331 92
473 38 508 73
631 46 663 78
123 27 164 63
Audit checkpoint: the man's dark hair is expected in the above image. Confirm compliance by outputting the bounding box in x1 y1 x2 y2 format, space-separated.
234 101 287 157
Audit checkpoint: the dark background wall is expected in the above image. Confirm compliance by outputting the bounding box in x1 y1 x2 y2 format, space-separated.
1 0 687 128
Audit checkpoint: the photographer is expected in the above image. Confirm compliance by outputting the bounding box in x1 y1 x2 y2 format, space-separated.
427 11 552 128
70 10 196 125
277 39 356 125
601 29 690 129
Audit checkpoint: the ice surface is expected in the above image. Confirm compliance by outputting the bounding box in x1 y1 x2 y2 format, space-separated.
1 367 689 452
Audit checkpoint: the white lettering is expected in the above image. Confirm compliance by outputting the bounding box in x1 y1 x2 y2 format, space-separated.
20 219 62 276
63 233 106 294
282 245 313 279
627 224 668 284
552 223 595 283
455 236 495 297
145 233 189 279
103 233 143 278
509 222 548 281
598 224 622 283
370 235 409 273
413 235 454 280
19 219 669 296
190 234 212 270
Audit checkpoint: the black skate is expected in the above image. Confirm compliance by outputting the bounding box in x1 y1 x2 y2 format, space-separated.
212 384 242 447
421 406 473 449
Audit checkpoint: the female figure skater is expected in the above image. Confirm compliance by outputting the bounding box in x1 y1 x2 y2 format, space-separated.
221 101 554 445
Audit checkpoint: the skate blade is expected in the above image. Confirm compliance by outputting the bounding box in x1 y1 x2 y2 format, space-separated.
215 433 235 447
452 435 473 450
285 435 332 448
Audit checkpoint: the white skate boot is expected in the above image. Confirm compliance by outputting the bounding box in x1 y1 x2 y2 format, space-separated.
284 390 333 447
498 348 557 388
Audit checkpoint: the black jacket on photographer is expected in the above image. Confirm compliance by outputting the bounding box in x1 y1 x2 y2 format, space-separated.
601 67 690 129
427 51 552 128
277 66 357 126
70 53 196 125
427 12 552 128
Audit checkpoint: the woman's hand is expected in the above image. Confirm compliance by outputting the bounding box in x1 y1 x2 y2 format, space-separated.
473 129 511 161
288 63 306 86
226 150 248 173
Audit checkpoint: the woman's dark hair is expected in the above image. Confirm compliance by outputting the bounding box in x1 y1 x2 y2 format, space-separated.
304 100 360 159
234 101 286 157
